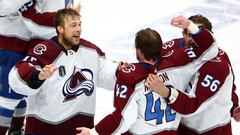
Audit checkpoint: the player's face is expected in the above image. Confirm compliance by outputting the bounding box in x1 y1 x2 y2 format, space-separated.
182 29 193 42
61 16 81 47
183 23 204 47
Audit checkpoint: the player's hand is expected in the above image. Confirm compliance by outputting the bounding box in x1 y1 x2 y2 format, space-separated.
76 127 90 135
66 0 81 13
145 74 170 98
66 0 73 8
38 64 58 80
73 2 82 13
171 15 191 29
233 106 240 122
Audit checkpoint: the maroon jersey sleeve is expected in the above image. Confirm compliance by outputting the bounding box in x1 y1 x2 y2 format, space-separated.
218 49 239 116
162 38 183 54
162 28 214 54
159 28 216 70
220 49 239 107
95 64 151 134
19 0 56 27
169 54 231 114
16 39 61 82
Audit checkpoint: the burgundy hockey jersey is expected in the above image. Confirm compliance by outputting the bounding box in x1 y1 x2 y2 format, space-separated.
9 38 118 135
162 37 238 108
0 0 31 53
173 50 233 135
94 28 218 135
161 34 237 135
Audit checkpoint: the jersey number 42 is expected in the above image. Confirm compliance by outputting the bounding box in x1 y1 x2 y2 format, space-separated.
145 92 176 125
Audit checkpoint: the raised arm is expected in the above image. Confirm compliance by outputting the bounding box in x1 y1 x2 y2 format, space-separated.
146 53 232 115
18 0 81 39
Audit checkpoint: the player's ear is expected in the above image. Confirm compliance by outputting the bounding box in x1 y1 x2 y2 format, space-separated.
136 48 145 61
57 25 64 34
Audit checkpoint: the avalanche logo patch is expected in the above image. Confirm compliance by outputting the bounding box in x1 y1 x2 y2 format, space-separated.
33 44 47 55
162 40 174 49
122 64 135 73
62 66 94 102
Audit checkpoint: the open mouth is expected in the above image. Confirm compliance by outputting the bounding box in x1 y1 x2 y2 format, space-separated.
73 35 80 40
73 35 80 38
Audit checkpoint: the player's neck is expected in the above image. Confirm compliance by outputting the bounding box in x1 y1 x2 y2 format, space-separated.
58 36 73 50
143 59 157 65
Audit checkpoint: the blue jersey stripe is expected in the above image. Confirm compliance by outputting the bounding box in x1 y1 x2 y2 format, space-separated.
0 106 14 117
15 100 27 109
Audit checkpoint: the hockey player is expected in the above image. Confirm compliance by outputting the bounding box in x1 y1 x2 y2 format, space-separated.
146 15 236 135
76 15 218 135
164 14 240 133
0 0 32 134
9 8 118 135
0 1 80 134
161 15 239 121
147 50 234 135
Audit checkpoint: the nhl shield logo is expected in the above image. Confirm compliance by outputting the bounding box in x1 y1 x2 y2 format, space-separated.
62 66 94 102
